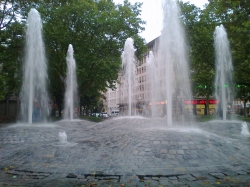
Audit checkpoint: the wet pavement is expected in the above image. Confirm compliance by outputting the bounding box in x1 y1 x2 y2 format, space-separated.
0 117 250 186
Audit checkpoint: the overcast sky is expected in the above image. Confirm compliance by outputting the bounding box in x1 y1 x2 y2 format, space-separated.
113 0 208 42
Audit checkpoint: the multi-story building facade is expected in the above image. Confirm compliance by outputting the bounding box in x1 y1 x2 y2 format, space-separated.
103 82 120 115
116 38 160 116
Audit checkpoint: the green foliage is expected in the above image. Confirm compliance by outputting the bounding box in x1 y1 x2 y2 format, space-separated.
0 21 24 99
39 0 146 111
205 0 250 101
2 0 145 110
180 0 250 103
0 0 146 111
80 116 103 123
0 0 20 30
179 1 215 99
0 0 25 99
3 0 250 113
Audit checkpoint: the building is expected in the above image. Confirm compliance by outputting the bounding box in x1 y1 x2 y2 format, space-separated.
104 37 250 116
103 82 120 115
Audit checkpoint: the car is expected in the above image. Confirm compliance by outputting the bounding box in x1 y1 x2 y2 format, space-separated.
110 110 119 116
91 113 100 117
100 112 109 118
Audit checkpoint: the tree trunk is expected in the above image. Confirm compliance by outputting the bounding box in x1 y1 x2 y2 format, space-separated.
5 97 9 116
58 103 62 117
206 94 210 115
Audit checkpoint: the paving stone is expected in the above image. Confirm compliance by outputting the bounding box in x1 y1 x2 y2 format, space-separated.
1 118 250 186
160 149 168 154
236 170 248 175
168 176 178 180
209 172 225 179
177 150 185 154
169 150 176 155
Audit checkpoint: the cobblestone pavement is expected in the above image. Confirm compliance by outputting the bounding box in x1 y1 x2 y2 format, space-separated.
1 117 250 186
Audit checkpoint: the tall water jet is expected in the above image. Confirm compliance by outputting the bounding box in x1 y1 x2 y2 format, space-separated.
214 24 233 120
63 44 78 120
20 8 49 124
122 38 137 116
147 51 159 117
157 0 193 126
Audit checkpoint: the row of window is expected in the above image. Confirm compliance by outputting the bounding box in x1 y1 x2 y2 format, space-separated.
120 78 168 93
137 66 146 75
108 99 118 105
120 93 149 102
109 92 116 97
137 75 147 83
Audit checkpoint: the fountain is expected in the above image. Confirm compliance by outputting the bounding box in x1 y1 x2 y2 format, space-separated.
20 8 49 124
121 38 137 116
146 51 159 117
157 0 193 126
241 122 250 136
52 130 77 146
214 24 234 120
63 44 78 120
59 131 68 144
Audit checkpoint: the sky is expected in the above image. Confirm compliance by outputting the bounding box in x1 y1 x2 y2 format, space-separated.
113 0 209 42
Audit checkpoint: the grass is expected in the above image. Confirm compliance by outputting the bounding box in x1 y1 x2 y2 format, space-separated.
196 115 214 122
235 115 250 122
79 116 103 122
196 114 250 123
48 115 104 123
50 116 104 123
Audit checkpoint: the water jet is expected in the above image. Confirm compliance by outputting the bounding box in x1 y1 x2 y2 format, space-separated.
214 24 234 120
63 44 78 120
20 8 49 124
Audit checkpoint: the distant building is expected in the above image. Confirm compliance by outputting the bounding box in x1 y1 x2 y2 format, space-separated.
104 38 159 116
103 82 120 115
104 37 250 116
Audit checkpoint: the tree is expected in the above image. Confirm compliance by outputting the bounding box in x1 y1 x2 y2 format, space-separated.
179 1 216 114
204 0 250 115
24 0 146 115
0 0 27 99
0 0 20 30
0 20 24 99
